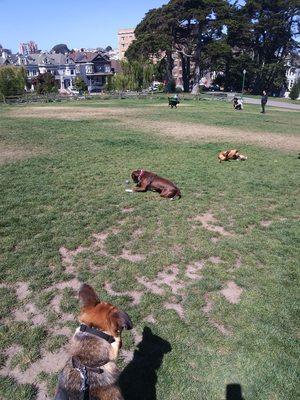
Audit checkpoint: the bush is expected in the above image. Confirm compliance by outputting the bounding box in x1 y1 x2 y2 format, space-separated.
32 72 58 94
0 66 26 97
74 76 87 92
289 79 300 100
175 86 183 93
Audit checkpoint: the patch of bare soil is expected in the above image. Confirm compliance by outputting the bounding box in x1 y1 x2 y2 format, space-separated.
210 320 232 336
260 220 272 227
104 282 142 306
137 264 185 296
120 249 145 263
15 281 30 300
143 314 156 324
164 302 185 320
190 211 234 237
208 256 223 264
220 281 243 304
122 207 135 213
185 261 204 280
0 144 44 165
3 346 69 385
13 301 46 325
8 106 135 120
202 292 232 336
123 116 300 153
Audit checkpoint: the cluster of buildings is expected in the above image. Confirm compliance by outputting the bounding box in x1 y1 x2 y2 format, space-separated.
0 40 124 93
0 31 299 95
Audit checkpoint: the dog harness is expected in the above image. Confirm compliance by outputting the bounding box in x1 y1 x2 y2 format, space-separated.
73 324 116 399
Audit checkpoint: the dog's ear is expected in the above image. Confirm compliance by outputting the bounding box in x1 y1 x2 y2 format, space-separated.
78 284 100 308
111 310 133 332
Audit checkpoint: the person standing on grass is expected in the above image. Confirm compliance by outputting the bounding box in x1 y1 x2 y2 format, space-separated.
261 90 268 113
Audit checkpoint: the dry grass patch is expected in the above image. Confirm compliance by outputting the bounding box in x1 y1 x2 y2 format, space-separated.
7 106 136 120
0 144 44 165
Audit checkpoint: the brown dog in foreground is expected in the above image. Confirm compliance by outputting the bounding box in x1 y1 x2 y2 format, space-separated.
218 149 247 163
54 284 132 400
129 169 181 199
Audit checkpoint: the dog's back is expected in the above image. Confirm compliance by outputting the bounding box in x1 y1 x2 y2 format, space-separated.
55 284 132 400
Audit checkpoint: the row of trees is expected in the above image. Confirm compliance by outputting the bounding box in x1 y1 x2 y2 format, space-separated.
106 60 157 91
125 0 300 94
0 67 60 97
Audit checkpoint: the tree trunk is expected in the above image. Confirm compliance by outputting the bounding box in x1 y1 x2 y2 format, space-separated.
180 53 190 92
192 22 203 92
166 50 174 83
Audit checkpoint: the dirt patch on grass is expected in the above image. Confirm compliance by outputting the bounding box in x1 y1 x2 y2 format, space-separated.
202 293 232 336
7 104 299 152
190 211 234 237
220 281 243 304
260 220 272 227
164 302 185 320
15 281 30 300
7 106 136 120
185 261 204 280
104 282 142 306
120 249 145 263
123 116 300 153
0 144 44 165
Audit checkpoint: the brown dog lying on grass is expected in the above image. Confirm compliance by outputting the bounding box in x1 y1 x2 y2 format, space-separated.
218 149 247 163
54 284 132 400
126 169 181 200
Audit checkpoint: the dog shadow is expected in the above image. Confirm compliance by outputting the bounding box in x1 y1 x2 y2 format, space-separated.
226 384 245 400
119 326 172 400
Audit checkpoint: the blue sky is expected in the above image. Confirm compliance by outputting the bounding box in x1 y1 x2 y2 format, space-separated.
0 0 166 52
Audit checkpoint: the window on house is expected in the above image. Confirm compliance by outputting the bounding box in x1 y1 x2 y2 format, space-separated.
71 69 74 75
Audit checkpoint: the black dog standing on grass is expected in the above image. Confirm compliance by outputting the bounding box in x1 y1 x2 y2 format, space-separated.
261 90 268 113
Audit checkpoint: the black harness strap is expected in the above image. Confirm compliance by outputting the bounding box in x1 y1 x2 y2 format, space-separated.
79 324 115 344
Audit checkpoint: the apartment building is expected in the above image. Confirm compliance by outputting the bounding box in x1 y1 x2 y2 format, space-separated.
118 28 135 60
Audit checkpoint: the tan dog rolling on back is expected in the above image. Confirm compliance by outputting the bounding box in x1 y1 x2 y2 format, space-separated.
218 149 247 163
54 284 132 400
129 169 181 199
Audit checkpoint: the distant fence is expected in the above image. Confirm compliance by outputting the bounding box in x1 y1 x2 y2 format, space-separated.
1 91 229 104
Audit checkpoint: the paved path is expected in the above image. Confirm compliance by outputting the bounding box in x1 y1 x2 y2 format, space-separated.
243 97 300 110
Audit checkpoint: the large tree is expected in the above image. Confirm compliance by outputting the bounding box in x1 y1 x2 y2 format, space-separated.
225 0 300 94
51 44 70 54
126 0 229 92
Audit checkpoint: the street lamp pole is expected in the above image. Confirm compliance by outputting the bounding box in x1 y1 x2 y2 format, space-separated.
241 69 246 100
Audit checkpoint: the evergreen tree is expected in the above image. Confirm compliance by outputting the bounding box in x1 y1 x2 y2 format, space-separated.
289 79 300 100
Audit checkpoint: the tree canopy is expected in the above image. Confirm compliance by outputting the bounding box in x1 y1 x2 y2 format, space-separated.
51 44 70 54
125 0 300 93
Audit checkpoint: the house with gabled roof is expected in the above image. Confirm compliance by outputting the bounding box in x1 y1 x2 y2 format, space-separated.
70 51 114 91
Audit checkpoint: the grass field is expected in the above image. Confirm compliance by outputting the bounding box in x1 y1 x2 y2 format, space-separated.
0 97 299 400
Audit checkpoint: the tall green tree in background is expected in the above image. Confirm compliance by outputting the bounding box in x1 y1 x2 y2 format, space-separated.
110 60 158 91
226 0 300 94
0 66 26 98
126 0 299 94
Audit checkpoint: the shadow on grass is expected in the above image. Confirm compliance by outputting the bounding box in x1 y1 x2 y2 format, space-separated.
226 384 245 400
119 327 171 400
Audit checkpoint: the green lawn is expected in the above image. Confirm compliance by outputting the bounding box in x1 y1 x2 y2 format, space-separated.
0 99 299 400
